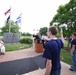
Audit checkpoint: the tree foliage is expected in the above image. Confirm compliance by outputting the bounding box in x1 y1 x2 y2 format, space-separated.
50 0 76 37
22 32 32 36
1 20 20 35
39 27 48 35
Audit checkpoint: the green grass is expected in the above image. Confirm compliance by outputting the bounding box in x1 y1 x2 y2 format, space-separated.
64 41 68 47
5 44 32 52
60 40 72 65
60 49 72 65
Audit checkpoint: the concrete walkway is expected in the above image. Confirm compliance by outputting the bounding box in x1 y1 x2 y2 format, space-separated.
0 47 76 75
23 62 76 75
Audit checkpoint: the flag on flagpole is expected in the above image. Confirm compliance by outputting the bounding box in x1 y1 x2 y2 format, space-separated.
4 7 11 33
4 8 11 16
6 15 10 23
4 7 11 23
15 13 22 36
15 13 22 25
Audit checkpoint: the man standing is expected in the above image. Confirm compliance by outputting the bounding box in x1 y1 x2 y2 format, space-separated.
43 26 64 75
69 33 76 72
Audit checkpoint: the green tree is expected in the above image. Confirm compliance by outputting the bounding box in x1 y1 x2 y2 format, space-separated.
39 27 48 35
22 32 26 36
1 20 20 35
25 32 32 36
22 32 32 36
50 0 76 37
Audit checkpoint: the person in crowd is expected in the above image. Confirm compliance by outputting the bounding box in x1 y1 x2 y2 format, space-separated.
0 40 5 55
68 35 74 47
69 33 76 72
43 26 64 75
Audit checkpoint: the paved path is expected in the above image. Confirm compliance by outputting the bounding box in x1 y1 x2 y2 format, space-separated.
23 62 76 75
0 47 41 63
0 47 76 75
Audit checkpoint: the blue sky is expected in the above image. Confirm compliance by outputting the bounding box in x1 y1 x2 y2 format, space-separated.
0 0 70 34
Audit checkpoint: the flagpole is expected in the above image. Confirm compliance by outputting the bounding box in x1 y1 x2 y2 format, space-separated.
9 6 11 33
20 20 21 37
20 13 22 37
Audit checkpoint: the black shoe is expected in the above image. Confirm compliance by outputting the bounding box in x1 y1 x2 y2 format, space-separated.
71 66 73 68
69 68 73 71
69 68 76 72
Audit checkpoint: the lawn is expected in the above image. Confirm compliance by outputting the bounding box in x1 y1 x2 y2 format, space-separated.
60 40 72 65
64 40 68 47
60 49 72 65
5 44 32 52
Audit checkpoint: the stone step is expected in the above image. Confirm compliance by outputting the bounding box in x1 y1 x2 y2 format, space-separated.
22 68 45 75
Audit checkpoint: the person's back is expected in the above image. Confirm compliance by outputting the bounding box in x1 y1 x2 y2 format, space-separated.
44 39 63 71
43 26 64 75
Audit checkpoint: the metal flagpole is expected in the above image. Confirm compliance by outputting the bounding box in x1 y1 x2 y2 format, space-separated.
9 6 11 33
20 13 22 37
20 21 22 37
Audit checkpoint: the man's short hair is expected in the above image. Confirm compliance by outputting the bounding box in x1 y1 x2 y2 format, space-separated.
49 26 58 35
73 32 76 37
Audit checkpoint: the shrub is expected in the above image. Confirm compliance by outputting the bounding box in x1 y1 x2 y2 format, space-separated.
20 38 33 44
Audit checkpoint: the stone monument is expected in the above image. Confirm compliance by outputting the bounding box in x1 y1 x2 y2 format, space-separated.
3 33 20 43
